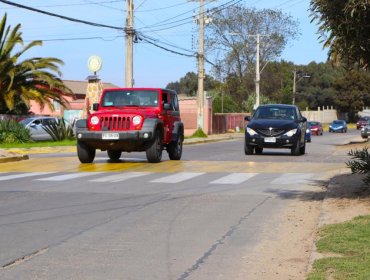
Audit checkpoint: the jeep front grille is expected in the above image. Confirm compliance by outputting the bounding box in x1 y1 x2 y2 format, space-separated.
100 116 131 131
256 128 285 137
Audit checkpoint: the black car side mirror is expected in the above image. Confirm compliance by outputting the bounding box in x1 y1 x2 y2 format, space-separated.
245 116 251 121
301 117 307 122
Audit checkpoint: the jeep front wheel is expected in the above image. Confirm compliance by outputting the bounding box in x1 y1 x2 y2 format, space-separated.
77 141 96 163
107 150 122 161
146 132 163 163
168 135 183 160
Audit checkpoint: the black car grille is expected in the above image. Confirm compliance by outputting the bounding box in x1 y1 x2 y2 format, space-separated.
100 116 131 131
256 128 286 137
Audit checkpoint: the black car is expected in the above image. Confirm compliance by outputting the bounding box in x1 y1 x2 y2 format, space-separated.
244 104 307 156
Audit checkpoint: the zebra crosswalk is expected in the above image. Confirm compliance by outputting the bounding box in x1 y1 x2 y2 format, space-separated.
0 171 317 186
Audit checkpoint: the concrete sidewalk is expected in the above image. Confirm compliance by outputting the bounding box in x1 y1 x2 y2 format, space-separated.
0 133 244 163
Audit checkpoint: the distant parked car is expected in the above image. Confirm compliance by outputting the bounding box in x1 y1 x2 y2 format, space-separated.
308 121 323 135
329 120 347 133
20 116 60 141
361 124 370 139
356 116 370 130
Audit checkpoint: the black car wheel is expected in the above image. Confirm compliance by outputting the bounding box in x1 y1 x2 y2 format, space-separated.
255 147 263 154
291 139 301 156
244 141 254 155
300 140 306 155
107 150 122 161
77 140 96 163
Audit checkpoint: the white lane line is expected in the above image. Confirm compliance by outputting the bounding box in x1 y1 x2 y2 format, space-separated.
150 172 205 183
0 172 56 181
271 173 315 185
90 172 152 182
36 172 102 181
210 173 258 184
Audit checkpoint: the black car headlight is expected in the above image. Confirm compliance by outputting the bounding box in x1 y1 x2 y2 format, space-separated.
247 127 258 136
284 129 297 137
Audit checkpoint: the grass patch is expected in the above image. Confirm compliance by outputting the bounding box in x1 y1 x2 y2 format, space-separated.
189 128 208 138
307 215 370 280
0 139 76 149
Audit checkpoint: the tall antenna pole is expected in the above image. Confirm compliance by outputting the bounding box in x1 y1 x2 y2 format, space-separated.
125 0 134 87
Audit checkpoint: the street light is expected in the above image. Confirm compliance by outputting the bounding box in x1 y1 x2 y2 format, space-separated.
292 70 310 105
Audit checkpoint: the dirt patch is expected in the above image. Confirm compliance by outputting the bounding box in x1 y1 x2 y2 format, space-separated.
238 142 370 279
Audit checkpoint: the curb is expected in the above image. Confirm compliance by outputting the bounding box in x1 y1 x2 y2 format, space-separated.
0 154 29 163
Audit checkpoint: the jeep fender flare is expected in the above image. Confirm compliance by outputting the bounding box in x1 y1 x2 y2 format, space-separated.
172 121 184 142
76 119 88 131
142 118 164 139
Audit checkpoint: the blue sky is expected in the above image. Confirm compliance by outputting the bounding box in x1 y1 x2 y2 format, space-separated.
0 0 327 88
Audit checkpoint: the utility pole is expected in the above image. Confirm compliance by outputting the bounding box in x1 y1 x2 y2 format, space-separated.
125 0 134 87
292 69 296 105
197 0 205 130
255 33 260 109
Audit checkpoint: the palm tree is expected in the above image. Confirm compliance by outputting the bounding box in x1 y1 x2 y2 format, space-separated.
0 13 73 113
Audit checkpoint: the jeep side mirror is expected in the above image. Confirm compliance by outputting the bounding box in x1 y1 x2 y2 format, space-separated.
163 103 171 110
93 103 99 111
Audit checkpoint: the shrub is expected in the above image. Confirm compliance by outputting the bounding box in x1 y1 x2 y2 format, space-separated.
346 147 370 185
42 118 75 141
0 119 32 143
191 128 208 138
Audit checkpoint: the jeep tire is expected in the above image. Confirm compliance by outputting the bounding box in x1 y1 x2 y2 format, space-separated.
146 131 163 163
77 140 96 163
168 135 183 160
107 150 122 161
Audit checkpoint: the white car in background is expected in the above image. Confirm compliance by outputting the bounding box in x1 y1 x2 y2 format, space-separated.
20 116 60 141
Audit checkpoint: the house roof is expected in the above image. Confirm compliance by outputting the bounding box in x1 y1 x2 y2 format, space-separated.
63 80 119 95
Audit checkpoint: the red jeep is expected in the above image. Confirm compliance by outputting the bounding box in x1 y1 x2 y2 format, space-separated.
75 88 184 163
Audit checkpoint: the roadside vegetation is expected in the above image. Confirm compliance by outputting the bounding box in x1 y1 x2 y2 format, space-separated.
0 139 76 149
307 215 370 280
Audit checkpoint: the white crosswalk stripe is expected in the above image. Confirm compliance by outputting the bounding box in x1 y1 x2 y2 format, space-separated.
270 173 315 185
90 172 152 182
0 171 318 186
0 172 56 181
150 172 205 183
36 172 103 181
210 173 258 184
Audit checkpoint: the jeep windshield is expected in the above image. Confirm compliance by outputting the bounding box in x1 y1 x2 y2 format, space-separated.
102 90 159 107
254 106 297 120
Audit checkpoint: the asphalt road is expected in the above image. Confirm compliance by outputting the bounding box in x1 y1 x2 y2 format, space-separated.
0 129 362 280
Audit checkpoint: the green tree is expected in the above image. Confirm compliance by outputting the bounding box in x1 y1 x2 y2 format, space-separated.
0 13 73 113
166 71 220 96
333 70 370 121
310 0 370 70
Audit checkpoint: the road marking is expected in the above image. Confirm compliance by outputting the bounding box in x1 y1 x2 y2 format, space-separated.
36 172 103 181
90 172 152 182
270 173 315 185
0 172 56 181
150 172 205 183
210 173 258 184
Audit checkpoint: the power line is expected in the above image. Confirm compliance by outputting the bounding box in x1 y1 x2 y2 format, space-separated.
0 0 125 31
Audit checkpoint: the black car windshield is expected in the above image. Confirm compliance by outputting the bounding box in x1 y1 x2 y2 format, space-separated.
102 90 159 107
254 107 297 120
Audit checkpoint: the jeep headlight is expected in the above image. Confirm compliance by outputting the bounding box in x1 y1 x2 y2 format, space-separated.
247 127 257 136
284 129 297 137
90 116 99 125
132 115 142 125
